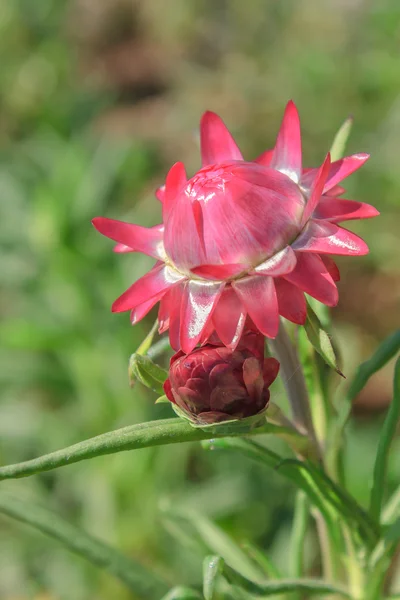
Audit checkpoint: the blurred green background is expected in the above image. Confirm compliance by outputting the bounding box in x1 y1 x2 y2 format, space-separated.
0 1 399 598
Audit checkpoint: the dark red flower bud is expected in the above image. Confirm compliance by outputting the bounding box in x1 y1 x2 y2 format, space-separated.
163 332 279 425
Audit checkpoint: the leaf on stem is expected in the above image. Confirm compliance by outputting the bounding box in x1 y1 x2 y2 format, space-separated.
0 418 285 482
129 352 168 394
369 357 400 522
303 301 343 376
0 492 168 599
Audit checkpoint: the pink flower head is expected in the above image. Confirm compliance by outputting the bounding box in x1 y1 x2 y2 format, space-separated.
93 101 379 353
163 332 279 424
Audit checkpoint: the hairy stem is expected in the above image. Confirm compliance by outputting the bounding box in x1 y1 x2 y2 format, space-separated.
270 322 321 459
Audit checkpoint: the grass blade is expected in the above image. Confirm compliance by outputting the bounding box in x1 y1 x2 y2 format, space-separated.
0 492 168 598
203 555 223 600
369 357 400 521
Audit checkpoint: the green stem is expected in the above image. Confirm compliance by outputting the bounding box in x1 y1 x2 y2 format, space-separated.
290 492 310 579
270 322 322 460
0 418 293 481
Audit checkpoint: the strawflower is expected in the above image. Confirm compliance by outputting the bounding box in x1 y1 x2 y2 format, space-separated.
163 332 279 424
93 101 378 353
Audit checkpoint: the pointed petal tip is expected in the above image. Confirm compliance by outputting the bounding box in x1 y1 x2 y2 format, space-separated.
92 216 104 231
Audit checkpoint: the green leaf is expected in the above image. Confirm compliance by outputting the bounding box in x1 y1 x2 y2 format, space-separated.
155 394 169 404
239 542 281 579
203 555 224 600
277 459 380 545
369 357 400 521
329 116 353 162
304 302 343 376
0 492 168 599
0 418 284 482
290 492 309 581
328 330 400 482
136 319 159 356
224 568 351 598
347 331 400 403
129 352 168 394
177 511 265 584
203 438 379 545
161 587 203 600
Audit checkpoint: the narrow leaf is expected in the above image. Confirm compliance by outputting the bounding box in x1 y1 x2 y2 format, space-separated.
224 568 351 598
129 352 168 393
328 330 400 480
0 493 168 598
0 418 284 482
347 330 400 402
182 511 265 583
277 459 380 544
136 319 159 355
290 492 309 580
161 587 203 600
240 542 282 579
329 117 353 162
204 438 379 545
369 357 400 521
203 555 224 600
304 302 343 375
155 395 169 404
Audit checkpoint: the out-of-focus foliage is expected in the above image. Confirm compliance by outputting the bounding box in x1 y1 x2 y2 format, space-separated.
0 1 399 598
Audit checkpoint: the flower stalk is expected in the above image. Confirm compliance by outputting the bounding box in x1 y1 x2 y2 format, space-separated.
270 320 322 459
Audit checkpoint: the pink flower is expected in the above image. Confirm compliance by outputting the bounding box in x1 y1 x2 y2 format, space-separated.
163 332 279 424
93 101 378 353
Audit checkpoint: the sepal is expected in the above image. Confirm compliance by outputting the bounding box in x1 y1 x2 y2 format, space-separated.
171 403 269 435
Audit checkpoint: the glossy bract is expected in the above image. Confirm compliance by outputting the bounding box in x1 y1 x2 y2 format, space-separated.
93 101 379 353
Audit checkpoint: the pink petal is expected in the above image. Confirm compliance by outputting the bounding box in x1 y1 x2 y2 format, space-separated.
180 280 225 353
320 256 340 282
313 198 380 222
232 276 279 338
155 185 165 202
92 218 165 260
191 263 247 280
328 185 346 197
112 264 184 313
301 155 369 193
200 111 243 166
252 246 297 276
274 278 307 324
301 153 331 226
270 101 302 183
254 148 273 167
323 154 369 193
262 357 280 387
284 253 338 307
130 293 164 325
212 286 246 348
114 243 133 253
292 220 369 256
163 162 187 221
167 284 185 350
